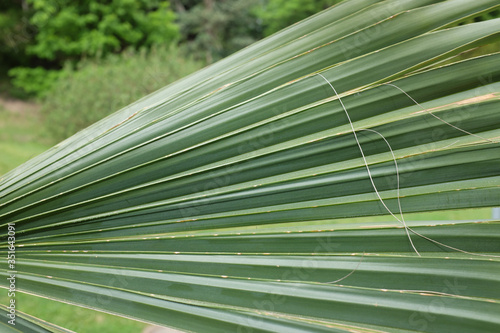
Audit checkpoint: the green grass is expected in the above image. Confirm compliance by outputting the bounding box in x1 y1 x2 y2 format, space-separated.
0 140 50 176
0 105 52 176
0 104 149 332
0 293 148 333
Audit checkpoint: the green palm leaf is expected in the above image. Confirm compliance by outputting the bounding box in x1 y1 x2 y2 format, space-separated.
1 0 500 332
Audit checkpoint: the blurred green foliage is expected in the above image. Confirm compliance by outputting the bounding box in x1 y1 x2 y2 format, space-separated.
255 0 339 36
1 0 499 137
0 3 32 86
41 45 204 141
2 0 346 97
8 66 63 97
27 0 178 60
6 0 179 97
173 0 262 63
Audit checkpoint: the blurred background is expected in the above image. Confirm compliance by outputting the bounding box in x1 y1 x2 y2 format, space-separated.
0 1 498 332
0 0 344 175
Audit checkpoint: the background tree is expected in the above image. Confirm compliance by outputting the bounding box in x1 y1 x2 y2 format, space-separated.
255 0 340 36
0 1 34 97
8 0 179 96
173 0 262 63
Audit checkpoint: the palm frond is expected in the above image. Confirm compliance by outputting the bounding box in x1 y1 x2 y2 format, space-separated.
1 0 500 332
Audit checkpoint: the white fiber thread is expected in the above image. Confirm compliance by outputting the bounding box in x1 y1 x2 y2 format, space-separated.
384 82 496 144
327 252 365 284
318 73 500 258
317 73 420 256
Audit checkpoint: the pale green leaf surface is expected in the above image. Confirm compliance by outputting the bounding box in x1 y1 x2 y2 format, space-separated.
1 0 500 332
